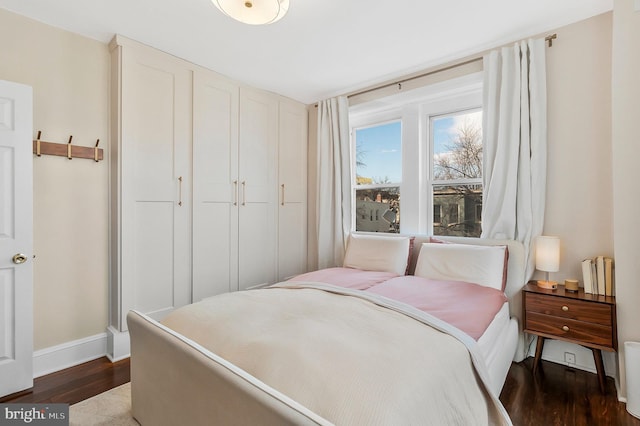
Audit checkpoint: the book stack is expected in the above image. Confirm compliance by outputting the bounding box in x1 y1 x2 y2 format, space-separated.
581 256 614 296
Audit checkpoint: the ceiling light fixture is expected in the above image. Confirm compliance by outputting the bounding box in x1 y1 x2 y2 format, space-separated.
212 0 289 25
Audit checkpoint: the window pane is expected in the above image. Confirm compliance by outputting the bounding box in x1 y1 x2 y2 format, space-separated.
448 204 459 223
355 187 400 233
355 121 402 185
432 110 482 180
434 204 441 224
433 184 482 237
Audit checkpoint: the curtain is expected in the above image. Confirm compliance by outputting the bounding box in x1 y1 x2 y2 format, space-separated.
481 38 547 280
316 96 352 269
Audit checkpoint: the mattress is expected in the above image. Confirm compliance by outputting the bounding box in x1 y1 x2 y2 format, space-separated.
478 302 511 362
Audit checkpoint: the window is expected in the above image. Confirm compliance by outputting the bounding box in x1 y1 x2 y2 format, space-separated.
353 121 401 233
349 72 482 237
431 109 483 237
433 204 442 224
449 204 459 224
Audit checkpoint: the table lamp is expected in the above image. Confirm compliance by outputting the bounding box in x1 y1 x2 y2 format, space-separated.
535 236 560 290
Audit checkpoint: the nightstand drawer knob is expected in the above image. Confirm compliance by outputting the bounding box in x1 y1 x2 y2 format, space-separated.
562 305 569 312
562 325 570 332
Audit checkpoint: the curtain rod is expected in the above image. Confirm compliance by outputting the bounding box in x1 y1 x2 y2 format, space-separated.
347 56 482 100
314 33 557 107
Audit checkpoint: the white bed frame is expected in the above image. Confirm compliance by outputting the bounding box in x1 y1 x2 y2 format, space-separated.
128 236 525 425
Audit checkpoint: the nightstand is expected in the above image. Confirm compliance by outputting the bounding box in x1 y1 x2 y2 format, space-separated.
522 282 617 393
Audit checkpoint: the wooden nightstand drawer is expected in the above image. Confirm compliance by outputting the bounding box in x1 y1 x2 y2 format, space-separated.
525 311 614 348
523 283 617 394
525 293 612 325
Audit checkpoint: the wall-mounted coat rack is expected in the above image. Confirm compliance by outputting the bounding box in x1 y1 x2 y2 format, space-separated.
33 131 103 162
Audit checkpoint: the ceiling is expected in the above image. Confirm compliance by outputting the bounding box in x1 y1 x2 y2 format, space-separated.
0 0 612 104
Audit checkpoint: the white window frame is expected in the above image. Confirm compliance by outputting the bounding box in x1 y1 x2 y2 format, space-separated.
349 72 483 235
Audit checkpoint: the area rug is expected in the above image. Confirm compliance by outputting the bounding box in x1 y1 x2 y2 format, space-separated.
69 382 139 426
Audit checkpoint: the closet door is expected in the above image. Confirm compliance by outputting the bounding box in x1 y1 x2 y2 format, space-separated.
193 70 239 301
277 99 308 280
238 88 278 290
118 45 191 325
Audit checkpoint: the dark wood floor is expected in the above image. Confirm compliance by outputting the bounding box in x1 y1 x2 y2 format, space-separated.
502 358 640 426
2 356 639 425
0 357 130 405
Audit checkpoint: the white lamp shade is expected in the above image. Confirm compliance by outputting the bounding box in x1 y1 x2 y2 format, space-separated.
212 0 289 25
535 236 560 272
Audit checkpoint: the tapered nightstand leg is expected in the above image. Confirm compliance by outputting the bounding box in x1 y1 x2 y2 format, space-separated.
533 336 546 375
592 349 606 394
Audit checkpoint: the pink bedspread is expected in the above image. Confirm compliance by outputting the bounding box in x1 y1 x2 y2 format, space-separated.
289 269 507 341
289 267 398 290
366 276 507 340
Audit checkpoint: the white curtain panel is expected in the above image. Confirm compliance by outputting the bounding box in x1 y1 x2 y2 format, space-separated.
481 38 547 280
316 96 352 269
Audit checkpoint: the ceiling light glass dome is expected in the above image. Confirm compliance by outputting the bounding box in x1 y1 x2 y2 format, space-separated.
212 0 289 25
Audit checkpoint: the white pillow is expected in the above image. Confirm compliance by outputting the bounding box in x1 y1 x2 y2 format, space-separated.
414 242 507 291
343 234 411 276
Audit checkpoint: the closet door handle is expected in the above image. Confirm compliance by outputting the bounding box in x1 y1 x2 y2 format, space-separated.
281 184 285 206
241 181 246 206
178 176 183 207
233 180 238 206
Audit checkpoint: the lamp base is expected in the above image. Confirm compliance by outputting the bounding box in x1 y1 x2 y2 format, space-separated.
537 280 558 290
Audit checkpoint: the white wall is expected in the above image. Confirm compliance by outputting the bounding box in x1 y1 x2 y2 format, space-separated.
611 0 640 399
0 9 109 350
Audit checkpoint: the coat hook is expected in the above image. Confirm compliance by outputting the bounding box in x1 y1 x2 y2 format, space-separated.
94 139 100 162
36 130 42 157
67 135 73 160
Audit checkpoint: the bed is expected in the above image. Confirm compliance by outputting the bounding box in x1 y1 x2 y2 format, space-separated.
127 234 524 425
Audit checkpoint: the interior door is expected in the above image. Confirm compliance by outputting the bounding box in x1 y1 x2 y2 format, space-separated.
0 80 33 397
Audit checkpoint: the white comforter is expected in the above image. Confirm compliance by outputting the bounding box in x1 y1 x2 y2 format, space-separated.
161 282 512 425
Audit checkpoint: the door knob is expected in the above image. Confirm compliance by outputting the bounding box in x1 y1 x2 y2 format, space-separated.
12 253 27 264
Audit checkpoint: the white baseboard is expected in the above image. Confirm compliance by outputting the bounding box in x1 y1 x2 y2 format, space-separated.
106 326 131 362
31 328 132 378
33 333 108 378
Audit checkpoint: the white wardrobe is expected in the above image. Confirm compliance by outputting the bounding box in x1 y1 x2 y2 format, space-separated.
108 36 308 356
